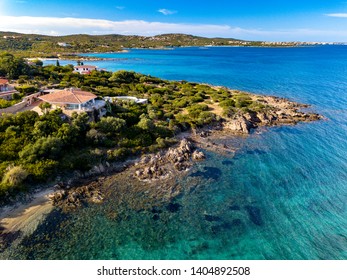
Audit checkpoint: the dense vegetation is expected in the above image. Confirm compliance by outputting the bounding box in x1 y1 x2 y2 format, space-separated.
0 52 270 201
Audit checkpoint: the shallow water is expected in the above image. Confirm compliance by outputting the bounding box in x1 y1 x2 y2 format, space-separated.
8 46 347 259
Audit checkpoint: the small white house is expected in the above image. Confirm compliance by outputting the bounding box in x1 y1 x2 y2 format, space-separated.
73 65 98 75
57 42 71 47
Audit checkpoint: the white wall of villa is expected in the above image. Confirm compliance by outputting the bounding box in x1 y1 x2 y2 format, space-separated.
50 99 106 112
73 65 98 74
104 96 148 104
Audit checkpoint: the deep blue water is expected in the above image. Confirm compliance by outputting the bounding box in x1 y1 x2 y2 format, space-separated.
28 46 347 259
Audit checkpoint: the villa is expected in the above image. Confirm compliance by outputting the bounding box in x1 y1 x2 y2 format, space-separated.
0 78 18 100
38 88 106 116
73 65 98 75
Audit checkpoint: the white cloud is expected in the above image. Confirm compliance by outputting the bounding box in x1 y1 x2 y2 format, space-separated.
0 16 346 41
0 16 231 37
116 6 125 10
158 9 177 16
325 13 347 18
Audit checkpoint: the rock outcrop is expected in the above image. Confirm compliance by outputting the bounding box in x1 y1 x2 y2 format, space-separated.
49 181 104 212
192 150 206 161
134 139 205 181
223 96 323 134
223 116 253 134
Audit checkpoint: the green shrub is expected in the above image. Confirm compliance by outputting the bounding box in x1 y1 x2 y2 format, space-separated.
1 165 28 188
19 136 64 163
96 117 126 137
197 111 216 125
0 99 18 109
187 103 209 119
107 147 130 161
24 160 58 181
219 99 236 109
86 128 106 145
71 153 96 172
15 85 38 94
234 96 253 108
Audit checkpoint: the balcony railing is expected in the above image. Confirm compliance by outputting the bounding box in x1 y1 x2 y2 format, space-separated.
65 100 106 112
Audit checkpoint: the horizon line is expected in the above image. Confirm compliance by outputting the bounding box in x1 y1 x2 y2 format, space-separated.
0 30 346 44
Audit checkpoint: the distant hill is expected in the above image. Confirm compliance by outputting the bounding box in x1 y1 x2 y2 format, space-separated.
0 31 325 58
0 32 248 57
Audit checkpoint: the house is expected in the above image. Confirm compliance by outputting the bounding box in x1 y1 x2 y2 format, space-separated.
38 88 106 116
0 78 18 100
57 42 71 47
73 65 98 75
0 79 9 92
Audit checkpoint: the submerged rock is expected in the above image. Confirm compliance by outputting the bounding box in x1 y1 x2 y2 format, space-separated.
204 214 222 222
231 219 243 227
229 205 241 211
166 202 181 213
152 214 160 221
190 167 222 180
244 205 263 226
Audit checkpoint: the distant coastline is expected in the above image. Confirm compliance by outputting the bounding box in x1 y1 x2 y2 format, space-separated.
1 31 344 60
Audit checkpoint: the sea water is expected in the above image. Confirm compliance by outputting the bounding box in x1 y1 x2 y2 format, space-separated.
12 46 347 259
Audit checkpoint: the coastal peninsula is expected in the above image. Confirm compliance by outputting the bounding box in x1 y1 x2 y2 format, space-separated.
0 53 323 257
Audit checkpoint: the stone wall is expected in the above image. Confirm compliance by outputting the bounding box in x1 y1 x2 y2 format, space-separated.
0 92 42 114
0 101 27 114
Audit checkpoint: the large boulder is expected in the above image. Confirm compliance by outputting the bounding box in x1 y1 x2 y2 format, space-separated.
192 150 206 161
224 117 252 134
166 139 193 163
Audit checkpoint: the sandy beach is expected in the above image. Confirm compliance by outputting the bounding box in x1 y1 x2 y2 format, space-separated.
0 188 55 255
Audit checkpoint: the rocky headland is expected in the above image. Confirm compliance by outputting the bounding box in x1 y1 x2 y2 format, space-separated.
222 95 323 134
189 94 323 154
0 89 324 255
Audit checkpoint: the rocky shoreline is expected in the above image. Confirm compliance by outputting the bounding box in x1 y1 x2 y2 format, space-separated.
0 92 324 254
184 95 323 155
1 94 324 214
222 95 323 134
46 138 206 211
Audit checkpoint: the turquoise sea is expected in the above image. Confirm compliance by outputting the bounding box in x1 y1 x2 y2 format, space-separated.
13 46 347 259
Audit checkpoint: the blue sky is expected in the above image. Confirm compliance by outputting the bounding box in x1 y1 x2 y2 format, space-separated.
1 0 347 41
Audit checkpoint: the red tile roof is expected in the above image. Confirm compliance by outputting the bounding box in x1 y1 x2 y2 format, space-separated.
39 88 97 104
0 78 8 85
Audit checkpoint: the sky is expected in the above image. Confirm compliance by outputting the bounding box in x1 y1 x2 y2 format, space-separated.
0 0 347 41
